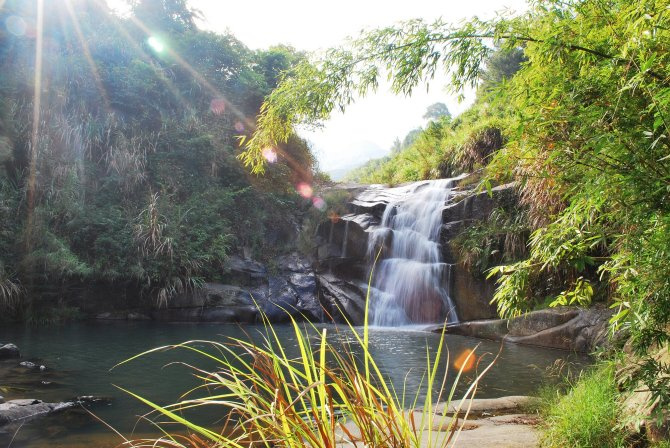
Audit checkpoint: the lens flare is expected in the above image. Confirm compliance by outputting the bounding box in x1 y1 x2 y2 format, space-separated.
234 121 245 132
454 348 477 373
296 182 313 199
262 147 278 163
147 36 164 53
210 98 226 115
312 197 326 211
6 15 26 37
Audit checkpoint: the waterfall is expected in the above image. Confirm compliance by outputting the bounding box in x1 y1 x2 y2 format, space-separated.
367 179 459 326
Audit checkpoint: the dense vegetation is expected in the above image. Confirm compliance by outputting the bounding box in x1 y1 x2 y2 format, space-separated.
0 0 318 318
242 0 670 434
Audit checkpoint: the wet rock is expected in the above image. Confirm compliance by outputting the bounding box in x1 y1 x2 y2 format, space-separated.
275 253 311 273
19 361 46 371
289 272 322 321
315 217 369 270
263 276 299 322
0 344 19 360
200 306 258 323
0 396 4 404
317 274 366 325
450 267 498 321
0 396 111 426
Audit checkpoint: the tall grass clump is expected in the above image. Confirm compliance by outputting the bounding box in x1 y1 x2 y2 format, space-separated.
540 362 626 448
114 266 494 447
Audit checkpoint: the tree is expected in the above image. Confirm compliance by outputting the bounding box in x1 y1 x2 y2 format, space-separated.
132 0 198 33
423 102 451 121
238 0 670 417
479 47 526 88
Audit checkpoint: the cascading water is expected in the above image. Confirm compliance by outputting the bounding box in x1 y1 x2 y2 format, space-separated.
367 179 459 326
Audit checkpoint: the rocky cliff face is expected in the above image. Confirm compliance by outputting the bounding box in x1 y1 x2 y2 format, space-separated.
92 177 520 326
313 177 520 324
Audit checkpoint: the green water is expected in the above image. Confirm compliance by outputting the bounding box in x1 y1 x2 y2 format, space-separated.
0 322 589 447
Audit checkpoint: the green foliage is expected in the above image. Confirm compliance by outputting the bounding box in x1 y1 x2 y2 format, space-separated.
0 0 314 315
453 207 528 276
258 3 669 409
540 362 627 448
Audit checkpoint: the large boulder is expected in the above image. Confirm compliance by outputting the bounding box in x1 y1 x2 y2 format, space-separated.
0 344 19 360
442 183 518 224
317 274 367 325
438 306 612 352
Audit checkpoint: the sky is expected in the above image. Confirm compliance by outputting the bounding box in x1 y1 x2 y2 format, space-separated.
107 0 528 176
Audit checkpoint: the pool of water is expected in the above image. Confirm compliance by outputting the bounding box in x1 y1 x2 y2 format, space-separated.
0 321 589 447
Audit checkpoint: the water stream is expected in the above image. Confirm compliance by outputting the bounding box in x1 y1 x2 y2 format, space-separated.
0 322 589 447
368 179 459 326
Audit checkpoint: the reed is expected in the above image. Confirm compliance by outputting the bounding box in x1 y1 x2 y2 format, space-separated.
113 263 495 448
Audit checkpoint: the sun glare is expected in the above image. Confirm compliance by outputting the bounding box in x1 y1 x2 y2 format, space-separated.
147 36 164 52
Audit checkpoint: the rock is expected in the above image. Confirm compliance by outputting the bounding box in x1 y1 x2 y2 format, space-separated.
95 311 127 320
315 216 369 275
431 396 539 416
450 266 498 320
152 305 257 323
0 396 3 404
263 277 299 322
317 274 367 325
335 396 540 448
620 344 670 442
438 306 613 352
289 271 322 321
224 255 267 286
442 183 518 224
169 283 256 308
0 396 111 426
0 344 19 360
19 361 46 371
96 311 151 321
275 253 311 273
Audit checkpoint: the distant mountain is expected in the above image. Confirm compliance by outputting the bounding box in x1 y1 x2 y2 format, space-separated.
322 140 389 181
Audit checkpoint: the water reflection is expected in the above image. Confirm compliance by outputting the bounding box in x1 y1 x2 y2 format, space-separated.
0 322 590 447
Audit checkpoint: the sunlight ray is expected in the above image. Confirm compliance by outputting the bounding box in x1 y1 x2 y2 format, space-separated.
124 13 258 131
91 0 195 112
25 0 44 253
63 0 112 112
97 0 314 183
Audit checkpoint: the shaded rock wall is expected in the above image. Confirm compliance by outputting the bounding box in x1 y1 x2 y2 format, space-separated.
441 183 518 320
